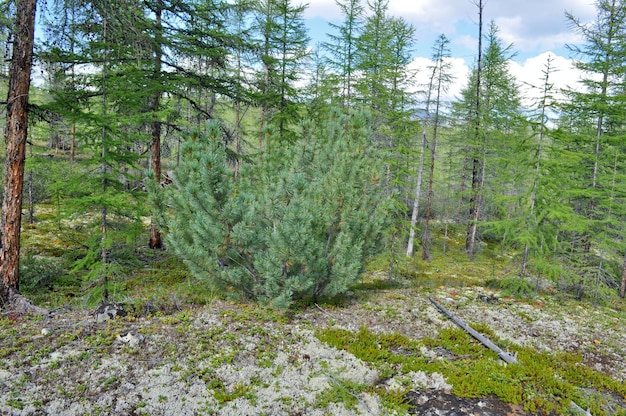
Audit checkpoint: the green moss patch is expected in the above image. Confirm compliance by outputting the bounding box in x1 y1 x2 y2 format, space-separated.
315 325 626 415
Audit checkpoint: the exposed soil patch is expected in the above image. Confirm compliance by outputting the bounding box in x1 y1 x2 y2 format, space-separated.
406 390 531 416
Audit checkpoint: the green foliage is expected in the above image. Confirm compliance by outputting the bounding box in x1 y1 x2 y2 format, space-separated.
69 215 145 306
485 276 536 299
150 109 391 308
19 253 69 294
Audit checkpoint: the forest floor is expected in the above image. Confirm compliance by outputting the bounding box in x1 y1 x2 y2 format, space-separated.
1 268 625 416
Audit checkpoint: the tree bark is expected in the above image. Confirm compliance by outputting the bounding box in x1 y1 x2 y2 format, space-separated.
406 130 426 257
465 0 484 258
0 0 37 306
429 296 518 364
149 0 164 249
149 119 163 249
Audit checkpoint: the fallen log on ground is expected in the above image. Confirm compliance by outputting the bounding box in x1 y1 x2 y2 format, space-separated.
428 296 592 416
428 296 517 363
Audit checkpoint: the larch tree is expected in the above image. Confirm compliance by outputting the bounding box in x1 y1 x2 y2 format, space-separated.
148 0 165 249
465 0 484 258
355 1 417 264
355 0 393 120
406 31 440 259
228 0 256 176
272 0 310 142
0 0 37 307
459 19 522 259
253 0 310 145
520 56 556 276
40 0 153 302
421 34 454 261
322 0 364 109
562 0 626 297
303 44 341 119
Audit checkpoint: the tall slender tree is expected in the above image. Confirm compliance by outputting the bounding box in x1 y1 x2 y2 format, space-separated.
323 0 364 109
0 0 37 306
459 20 522 259
465 0 484 258
355 0 393 119
149 0 165 249
421 35 454 261
520 56 556 276
562 0 626 296
253 0 309 145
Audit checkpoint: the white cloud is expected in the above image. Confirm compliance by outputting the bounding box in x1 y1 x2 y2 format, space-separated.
408 56 470 104
407 51 585 109
303 0 591 109
304 0 597 59
303 0 342 20
509 52 584 107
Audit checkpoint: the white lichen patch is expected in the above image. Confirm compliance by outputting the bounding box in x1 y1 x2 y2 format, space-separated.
0 287 624 415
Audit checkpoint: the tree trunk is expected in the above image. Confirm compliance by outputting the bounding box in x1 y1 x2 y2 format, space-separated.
70 123 76 163
406 130 427 257
619 254 626 299
149 0 164 249
465 0 484 258
0 0 37 306
422 37 449 261
149 119 163 249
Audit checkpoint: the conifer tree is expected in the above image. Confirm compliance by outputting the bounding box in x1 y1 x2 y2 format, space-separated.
0 0 37 306
465 0 484 258
353 3 417 267
323 0 364 109
253 0 309 144
456 20 522 258
39 0 150 302
150 110 391 308
406 31 441 258
520 56 556 276
227 0 257 176
421 35 454 261
148 0 165 249
303 45 342 119
486 55 571 286
0 1 12 81
561 0 626 297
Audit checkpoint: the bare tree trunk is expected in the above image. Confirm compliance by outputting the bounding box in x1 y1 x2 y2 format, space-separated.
406 131 427 257
100 6 110 301
0 0 37 306
422 36 450 261
149 0 164 249
149 119 163 249
619 254 626 299
465 0 484 259
70 123 76 163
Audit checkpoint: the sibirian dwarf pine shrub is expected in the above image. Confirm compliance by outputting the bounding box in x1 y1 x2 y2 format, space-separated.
149 109 391 308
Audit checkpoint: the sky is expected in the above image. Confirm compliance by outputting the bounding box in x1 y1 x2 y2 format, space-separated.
302 0 599 104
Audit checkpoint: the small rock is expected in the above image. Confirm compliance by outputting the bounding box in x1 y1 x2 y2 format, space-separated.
94 302 127 323
116 330 145 348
